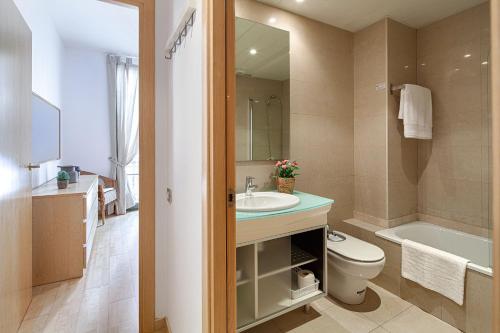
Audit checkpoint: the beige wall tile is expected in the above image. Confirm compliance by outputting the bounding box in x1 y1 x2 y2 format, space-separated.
441 297 465 332
417 3 491 230
235 0 491 235
236 162 276 194
387 19 418 220
371 238 402 296
353 19 389 221
399 279 442 318
235 0 354 224
465 270 492 333
354 176 387 219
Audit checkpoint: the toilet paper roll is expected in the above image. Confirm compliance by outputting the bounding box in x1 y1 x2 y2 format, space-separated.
236 269 243 281
297 270 315 289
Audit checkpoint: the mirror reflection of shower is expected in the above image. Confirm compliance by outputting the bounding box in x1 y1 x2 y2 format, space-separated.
248 95 283 161
235 17 290 162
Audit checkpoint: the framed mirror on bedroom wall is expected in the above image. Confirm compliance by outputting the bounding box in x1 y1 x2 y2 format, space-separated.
236 17 290 162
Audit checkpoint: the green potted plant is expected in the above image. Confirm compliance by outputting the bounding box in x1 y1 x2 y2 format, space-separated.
274 160 299 194
57 170 70 189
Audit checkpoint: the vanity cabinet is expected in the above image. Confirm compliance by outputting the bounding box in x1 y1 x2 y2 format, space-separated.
236 191 333 331
236 226 328 331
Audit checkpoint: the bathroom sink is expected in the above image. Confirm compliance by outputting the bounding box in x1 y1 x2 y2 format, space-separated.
236 192 300 212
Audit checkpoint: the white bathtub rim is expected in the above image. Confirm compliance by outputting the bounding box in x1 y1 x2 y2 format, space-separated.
375 221 493 277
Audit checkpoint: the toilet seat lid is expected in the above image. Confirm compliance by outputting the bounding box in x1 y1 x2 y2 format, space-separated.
327 231 385 263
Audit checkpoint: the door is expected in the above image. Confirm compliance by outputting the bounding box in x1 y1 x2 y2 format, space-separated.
492 1 500 331
0 1 33 332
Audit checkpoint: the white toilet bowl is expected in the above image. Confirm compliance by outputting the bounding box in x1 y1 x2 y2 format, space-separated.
327 231 385 304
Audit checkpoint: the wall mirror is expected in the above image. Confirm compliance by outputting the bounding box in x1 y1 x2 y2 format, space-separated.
236 17 290 161
32 93 61 163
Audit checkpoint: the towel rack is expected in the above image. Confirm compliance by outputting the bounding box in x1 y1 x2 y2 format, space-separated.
390 84 405 95
164 4 196 60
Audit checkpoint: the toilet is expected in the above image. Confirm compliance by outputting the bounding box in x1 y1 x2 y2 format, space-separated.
327 231 385 304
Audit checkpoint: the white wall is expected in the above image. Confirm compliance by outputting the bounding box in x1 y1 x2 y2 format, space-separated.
155 0 204 332
14 0 64 187
61 47 112 177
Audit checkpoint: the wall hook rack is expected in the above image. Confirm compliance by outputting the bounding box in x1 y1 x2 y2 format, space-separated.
164 5 196 60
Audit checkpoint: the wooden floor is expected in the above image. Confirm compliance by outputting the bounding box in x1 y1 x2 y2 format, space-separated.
18 212 139 333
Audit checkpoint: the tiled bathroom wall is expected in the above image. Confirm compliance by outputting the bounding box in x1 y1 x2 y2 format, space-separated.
353 20 389 221
352 4 490 232
417 3 491 231
353 19 418 224
387 20 418 220
235 0 354 224
235 0 491 234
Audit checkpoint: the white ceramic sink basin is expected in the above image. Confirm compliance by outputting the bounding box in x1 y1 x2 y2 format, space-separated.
236 192 300 212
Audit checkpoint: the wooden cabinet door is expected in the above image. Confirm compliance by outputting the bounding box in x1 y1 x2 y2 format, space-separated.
0 1 32 331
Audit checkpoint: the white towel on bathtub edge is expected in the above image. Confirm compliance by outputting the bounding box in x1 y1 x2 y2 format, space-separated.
401 239 469 305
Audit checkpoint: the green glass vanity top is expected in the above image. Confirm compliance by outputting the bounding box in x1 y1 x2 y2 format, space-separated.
236 191 334 222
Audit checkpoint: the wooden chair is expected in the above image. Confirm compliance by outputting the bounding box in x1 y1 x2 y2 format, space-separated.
80 171 117 226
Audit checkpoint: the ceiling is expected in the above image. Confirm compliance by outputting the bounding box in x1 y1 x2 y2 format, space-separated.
236 17 290 81
45 0 138 56
257 0 487 32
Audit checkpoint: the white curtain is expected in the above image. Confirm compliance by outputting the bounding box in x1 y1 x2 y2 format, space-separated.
107 55 139 215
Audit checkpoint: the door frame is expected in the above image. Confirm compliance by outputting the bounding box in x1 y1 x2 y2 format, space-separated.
491 0 500 331
208 1 500 332
105 0 156 332
204 0 236 331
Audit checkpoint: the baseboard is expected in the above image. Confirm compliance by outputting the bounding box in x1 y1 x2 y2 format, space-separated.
154 317 170 333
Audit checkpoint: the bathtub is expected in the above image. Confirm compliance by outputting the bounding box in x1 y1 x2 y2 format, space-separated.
375 221 493 276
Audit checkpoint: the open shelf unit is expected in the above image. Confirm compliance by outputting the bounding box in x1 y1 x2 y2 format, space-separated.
236 226 327 332
258 245 318 279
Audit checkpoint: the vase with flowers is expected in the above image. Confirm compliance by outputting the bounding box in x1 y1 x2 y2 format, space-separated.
274 160 299 194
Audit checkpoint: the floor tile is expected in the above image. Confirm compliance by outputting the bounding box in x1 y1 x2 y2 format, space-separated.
358 283 412 325
382 306 461 333
273 307 321 331
321 301 379 333
244 320 282 333
369 327 390 333
311 296 335 312
287 315 351 333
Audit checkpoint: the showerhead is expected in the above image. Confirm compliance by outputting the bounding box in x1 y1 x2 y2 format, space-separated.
265 95 281 105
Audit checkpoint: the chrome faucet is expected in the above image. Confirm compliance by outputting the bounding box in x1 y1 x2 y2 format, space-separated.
245 176 257 196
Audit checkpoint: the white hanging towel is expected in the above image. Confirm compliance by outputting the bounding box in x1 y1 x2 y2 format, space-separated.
398 84 432 139
401 239 469 305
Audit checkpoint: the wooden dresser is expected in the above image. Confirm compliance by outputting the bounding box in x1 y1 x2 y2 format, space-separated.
32 175 99 286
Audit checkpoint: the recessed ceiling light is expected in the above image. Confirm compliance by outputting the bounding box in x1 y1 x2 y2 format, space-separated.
269 17 277 24
296 0 305 3
482 61 488 65
249 48 257 55
464 54 471 58
420 63 426 66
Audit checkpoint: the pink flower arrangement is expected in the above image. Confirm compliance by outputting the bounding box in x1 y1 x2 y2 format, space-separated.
275 160 300 178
